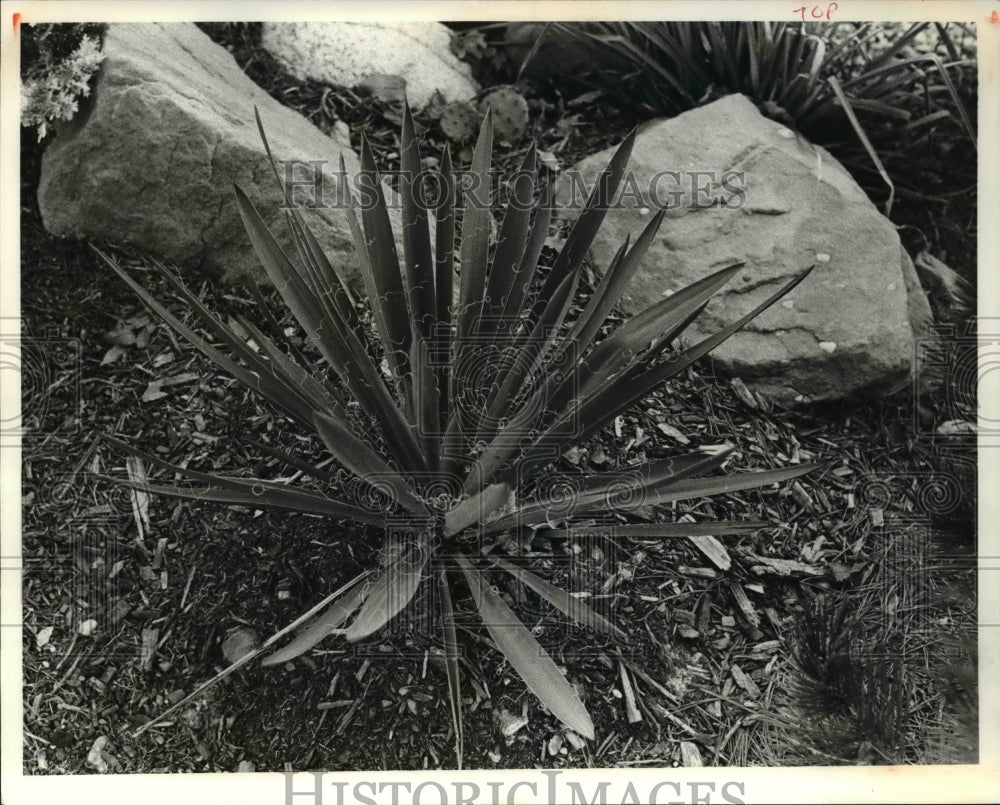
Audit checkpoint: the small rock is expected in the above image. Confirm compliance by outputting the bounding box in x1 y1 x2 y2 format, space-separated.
35 626 54 649
86 736 110 773
222 627 260 664
495 707 529 737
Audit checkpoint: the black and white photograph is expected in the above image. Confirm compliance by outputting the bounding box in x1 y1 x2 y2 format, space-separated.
2 2 997 803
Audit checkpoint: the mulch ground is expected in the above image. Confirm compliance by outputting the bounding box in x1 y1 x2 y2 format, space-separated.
18 22 977 774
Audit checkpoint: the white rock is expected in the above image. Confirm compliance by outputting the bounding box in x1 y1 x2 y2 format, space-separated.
818 341 837 353
262 22 479 108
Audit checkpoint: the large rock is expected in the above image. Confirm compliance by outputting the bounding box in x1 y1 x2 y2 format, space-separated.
556 94 933 406
261 22 478 109
38 22 372 286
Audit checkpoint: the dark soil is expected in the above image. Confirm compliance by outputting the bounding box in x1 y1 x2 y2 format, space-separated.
19 22 978 774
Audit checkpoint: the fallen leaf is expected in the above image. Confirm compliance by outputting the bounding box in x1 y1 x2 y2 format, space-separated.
656 422 690 444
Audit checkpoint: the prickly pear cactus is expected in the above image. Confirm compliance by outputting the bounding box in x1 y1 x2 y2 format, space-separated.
439 101 479 143
479 86 529 143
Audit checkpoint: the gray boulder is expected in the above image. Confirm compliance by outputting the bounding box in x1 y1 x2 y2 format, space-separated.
38 22 371 286
261 22 478 109
556 94 933 406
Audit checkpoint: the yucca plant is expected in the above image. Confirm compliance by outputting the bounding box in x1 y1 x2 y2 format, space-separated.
533 21 976 215
98 104 822 765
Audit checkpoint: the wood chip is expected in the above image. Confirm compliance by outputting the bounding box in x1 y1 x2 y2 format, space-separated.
496 707 529 737
125 456 150 541
686 535 732 571
139 627 159 672
791 480 814 510
679 741 703 766
750 640 781 657
730 664 762 698
695 593 712 634
727 581 761 628
746 554 824 578
222 628 260 664
619 663 643 724
151 537 168 570
729 377 758 409
656 422 690 444
86 736 110 773
678 565 718 579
